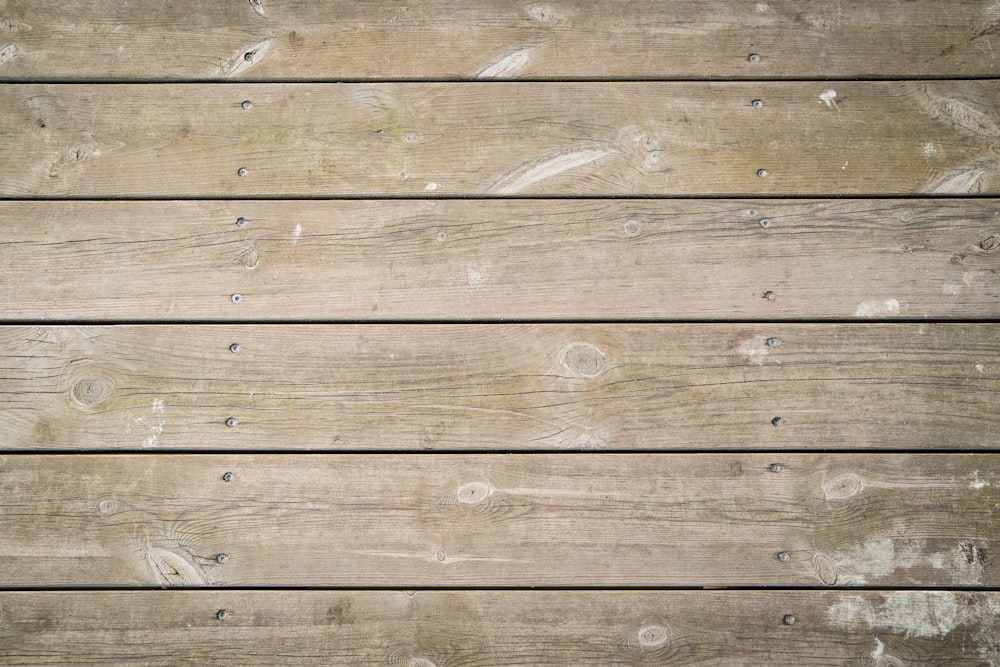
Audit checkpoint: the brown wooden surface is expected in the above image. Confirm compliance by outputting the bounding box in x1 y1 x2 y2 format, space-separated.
1 453 996 587
0 1 996 81
1 199 998 321
4 81 1000 196
1 590 997 666
2 324 997 452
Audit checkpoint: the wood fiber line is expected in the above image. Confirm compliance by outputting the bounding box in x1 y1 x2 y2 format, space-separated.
1 590 998 665
0 200 998 321
1 324 997 451
0 0 996 80
4 82 1000 196
0 454 997 587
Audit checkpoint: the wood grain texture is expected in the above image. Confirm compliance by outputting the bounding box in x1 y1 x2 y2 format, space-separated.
2 324 997 451
1 591 998 666
0 1 996 80
4 81 1000 196
1 454 997 587
1 199 998 320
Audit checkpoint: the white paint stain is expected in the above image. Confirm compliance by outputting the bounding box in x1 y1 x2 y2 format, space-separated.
855 299 900 318
493 148 608 194
976 363 986 373
925 159 992 194
819 89 839 110
828 592 961 639
221 38 272 77
942 284 962 296
475 46 537 79
293 223 302 243
737 337 779 366
152 399 164 412
424 182 438 191
467 267 484 287
755 2 771 12
0 42 17 66
923 142 938 157
972 471 990 489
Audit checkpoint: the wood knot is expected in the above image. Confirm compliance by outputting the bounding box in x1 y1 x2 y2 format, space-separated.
406 659 437 667
637 624 671 650
238 245 260 269
0 42 17 66
979 233 1000 252
823 472 864 500
623 219 642 237
98 499 118 516
812 553 839 586
457 481 493 505
560 343 606 377
526 4 559 23
70 374 113 408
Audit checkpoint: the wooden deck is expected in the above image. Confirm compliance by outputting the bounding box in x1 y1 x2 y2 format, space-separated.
1 2 999 665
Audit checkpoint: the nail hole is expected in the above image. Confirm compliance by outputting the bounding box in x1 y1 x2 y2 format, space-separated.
772 416 783 427
225 417 237 427
759 218 772 228
763 291 775 300
231 294 243 304
229 343 240 353
777 551 790 562
757 168 768 178
217 609 229 620
769 463 784 473
237 167 248 177
751 99 763 109
222 472 234 482
783 614 796 625
766 337 781 348
241 100 252 110
748 53 761 63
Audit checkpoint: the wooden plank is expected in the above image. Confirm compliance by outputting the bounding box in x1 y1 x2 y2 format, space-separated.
4 81 1000 196
2 324 997 452
1 454 996 587
1 591 997 666
0 1 996 81
2 199 999 321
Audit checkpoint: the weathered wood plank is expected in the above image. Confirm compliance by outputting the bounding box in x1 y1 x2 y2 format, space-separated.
1 454 996 587
4 81 1000 196
2 325 997 451
0 1 996 81
1 591 997 666
2 200 998 321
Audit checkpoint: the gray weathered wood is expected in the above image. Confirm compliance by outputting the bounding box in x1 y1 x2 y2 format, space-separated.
2 324 997 451
1 454 996 587
1 199 998 321
0 1 996 80
4 82 1000 196
1 590 997 665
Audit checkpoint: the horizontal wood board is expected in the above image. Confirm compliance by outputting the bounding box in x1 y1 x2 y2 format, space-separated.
4 81 1000 196
1 200 998 320
1 591 998 666
0 1 997 80
1 324 997 451
1 453 997 587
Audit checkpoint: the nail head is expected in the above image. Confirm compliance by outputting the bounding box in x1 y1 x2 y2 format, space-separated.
237 167 248 177
778 551 790 561
759 218 772 228
757 168 768 178
748 53 761 63
241 100 252 110
217 609 229 620
244 51 254 61
766 337 781 347
225 417 237 427
783 614 796 625
222 472 234 482
772 416 783 427
763 290 775 300
235 217 247 227
216 553 228 564
769 463 784 473
231 293 243 304
751 99 763 109
229 343 240 353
